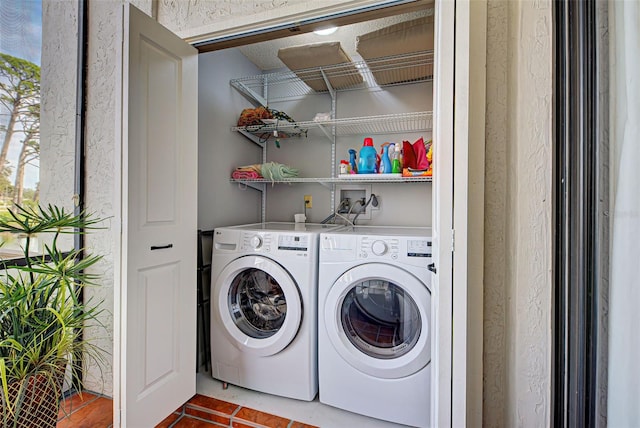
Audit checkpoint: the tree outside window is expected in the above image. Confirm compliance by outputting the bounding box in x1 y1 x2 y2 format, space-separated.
0 0 42 257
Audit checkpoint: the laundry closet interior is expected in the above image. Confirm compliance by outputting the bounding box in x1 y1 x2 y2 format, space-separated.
197 7 433 232
193 1 435 427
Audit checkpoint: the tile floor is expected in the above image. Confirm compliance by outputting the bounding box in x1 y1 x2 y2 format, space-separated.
57 391 113 427
55 374 410 427
195 373 410 427
156 394 317 428
55 391 317 428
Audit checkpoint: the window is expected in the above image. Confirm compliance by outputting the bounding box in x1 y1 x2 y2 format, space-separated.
0 0 79 260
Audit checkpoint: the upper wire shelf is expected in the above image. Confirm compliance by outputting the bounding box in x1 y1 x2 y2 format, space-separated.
231 111 432 139
230 50 434 104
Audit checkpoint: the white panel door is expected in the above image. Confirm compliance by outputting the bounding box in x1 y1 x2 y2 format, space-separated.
122 5 198 427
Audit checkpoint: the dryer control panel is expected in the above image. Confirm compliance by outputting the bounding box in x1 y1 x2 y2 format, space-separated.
320 233 432 267
360 237 399 259
359 236 432 267
407 239 432 258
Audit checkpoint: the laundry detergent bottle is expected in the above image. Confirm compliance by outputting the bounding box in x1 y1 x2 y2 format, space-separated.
357 137 377 174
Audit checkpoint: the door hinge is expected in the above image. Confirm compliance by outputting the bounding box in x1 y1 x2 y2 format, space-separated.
451 229 455 252
428 263 437 274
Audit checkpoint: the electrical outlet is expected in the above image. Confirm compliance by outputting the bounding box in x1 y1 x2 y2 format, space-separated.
304 195 312 209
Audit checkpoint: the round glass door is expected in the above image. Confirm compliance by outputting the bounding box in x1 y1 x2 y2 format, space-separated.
215 255 302 356
228 268 287 339
341 280 421 359
324 263 431 379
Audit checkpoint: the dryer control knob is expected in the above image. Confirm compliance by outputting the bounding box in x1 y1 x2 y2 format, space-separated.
371 240 388 256
249 235 263 249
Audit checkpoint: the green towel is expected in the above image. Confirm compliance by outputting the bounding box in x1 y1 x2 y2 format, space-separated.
260 162 299 181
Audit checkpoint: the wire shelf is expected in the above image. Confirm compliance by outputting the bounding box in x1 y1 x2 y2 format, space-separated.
230 51 434 103
232 111 432 138
230 176 432 186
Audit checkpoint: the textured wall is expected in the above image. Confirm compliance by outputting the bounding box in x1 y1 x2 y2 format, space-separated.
483 0 508 426
157 0 382 39
505 0 552 426
158 0 295 32
40 1 77 226
82 0 121 397
483 0 552 426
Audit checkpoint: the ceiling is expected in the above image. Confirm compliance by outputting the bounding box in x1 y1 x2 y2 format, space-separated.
237 9 430 71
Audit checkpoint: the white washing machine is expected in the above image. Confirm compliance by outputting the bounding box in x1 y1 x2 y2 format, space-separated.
210 222 343 401
318 226 433 427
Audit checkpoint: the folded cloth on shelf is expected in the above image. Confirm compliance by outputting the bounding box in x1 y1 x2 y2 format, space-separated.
235 164 261 173
231 162 299 181
231 169 262 180
260 162 299 181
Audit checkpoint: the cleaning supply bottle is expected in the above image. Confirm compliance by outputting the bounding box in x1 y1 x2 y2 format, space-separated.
339 160 349 175
357 137 377 174
379 142 392 174
348 149 358 174
391 142 402 173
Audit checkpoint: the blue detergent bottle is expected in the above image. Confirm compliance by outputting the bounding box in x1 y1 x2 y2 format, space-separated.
380 143 392 174
357 137 377 174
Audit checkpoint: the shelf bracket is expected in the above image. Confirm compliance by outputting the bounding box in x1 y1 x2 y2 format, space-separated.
232 81 267 107
238 129 266 148
316 179 332 190
320 68 336 100
316 123 333 143
233 180 266 192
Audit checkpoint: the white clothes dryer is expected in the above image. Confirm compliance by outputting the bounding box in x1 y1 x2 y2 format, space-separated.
318 226 433 427
210 222 343 401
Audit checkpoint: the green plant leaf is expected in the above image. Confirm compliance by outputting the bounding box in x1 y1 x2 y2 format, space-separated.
0 204 107 421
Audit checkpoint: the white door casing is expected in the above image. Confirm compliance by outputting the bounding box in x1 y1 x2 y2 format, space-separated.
214 256 302 357
451 1 487 427
118 5 198 427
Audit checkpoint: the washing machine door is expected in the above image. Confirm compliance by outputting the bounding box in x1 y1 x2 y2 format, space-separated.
215 255 302 357
324 263 431 379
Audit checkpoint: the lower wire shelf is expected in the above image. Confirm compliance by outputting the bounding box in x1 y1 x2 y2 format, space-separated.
230 176 432 187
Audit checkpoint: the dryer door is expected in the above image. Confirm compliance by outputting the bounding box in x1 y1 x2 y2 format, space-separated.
215 255 302 357
324 263 431 379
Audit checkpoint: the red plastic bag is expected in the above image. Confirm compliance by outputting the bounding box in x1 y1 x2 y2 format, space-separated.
402 141 417 169
413 137 429 170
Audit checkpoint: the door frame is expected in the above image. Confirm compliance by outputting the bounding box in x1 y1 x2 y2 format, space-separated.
112 1 486 426
450 1 487 426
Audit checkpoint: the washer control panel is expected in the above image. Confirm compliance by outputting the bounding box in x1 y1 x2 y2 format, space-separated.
241 232 272 252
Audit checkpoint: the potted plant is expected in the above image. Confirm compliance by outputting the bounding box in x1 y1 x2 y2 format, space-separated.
0 205 105 428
